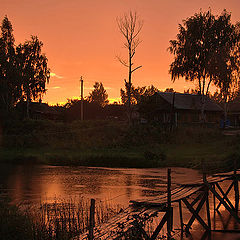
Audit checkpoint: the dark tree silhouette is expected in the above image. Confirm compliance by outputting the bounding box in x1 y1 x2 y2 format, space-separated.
87 82 109 107
0 16 20 112
64 98 105 121
169 9 240 122
0 16 50 118
117 11 143 124
164 88 175 93
212 19 240 124
16 36 50 117
120 84 158 105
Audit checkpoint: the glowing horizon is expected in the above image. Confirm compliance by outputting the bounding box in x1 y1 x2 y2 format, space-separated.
1 0 240 105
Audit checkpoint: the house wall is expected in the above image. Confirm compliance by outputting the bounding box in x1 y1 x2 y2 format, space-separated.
141 93 222 125
177 110 221 123
228 113 240 127
152 110 221 125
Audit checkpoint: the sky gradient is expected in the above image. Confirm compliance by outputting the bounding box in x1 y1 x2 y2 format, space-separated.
1 0 240 104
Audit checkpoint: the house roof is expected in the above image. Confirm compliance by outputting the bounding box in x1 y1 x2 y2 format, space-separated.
16 101 60 115
29 102 60 115
156 92 223 112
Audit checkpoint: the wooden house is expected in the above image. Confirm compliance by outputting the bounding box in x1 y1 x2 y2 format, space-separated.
226 101 240 127
16 101 63 120
141 92 223 125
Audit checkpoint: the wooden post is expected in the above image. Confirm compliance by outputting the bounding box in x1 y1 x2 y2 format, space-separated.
216 182 234 211
234 159 237 175
206 182 240 223
167 168 172 240
234 159 239 215
150 213 168 240
183 196 210 231
206 188 211 231
213 184 216 212
89 198 95 240
178 200 184 232
80 76 84 121
184 193 208 232
201 159 212 231
201 159 207 183
213 184 216 230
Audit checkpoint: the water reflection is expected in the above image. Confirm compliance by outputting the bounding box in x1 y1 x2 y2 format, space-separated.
1 164 185 205
0 164 239 239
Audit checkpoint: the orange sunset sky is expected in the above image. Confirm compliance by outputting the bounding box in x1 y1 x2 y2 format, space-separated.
1 0 240 105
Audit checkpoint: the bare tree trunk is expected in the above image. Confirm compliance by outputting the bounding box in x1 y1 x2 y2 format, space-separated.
26 90 30 119
117 11 143 126
224 95 228 128
128 50 132 125
200 93 205 124
200 76 207 124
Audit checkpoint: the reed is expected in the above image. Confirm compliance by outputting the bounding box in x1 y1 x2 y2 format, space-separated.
0 197 122 240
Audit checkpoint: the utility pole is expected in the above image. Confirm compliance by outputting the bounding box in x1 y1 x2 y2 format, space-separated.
80 76 84 120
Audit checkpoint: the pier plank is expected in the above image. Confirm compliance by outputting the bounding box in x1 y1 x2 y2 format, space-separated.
76 170 239 240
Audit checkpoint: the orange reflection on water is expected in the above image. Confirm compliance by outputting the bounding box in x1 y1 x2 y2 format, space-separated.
2 165 240 240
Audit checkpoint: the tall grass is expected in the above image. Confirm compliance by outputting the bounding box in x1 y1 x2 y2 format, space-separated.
0 198 121 240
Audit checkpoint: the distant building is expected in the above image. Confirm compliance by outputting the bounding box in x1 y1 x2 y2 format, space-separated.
141 92 223 125
226 100 240 127
16 101 63 120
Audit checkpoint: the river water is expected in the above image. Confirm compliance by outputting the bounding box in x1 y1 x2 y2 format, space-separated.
0 164 239 239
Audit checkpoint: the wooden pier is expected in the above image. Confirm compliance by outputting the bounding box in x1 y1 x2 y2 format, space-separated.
77 168 240 240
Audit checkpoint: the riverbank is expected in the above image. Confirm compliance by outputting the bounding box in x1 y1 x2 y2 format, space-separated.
0 197 120 240
1 119 239 170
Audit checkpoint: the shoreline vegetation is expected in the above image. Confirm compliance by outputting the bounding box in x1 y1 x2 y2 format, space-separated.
1 119 239 171
0 197 122 240
1 119 240 239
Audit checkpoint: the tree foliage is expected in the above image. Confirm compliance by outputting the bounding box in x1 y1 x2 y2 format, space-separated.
87 82 109 107
0 16 50 117
169 9 240 121
164 88 175 93
120 84 158 105
169 9 240 96
212 21 240 106
16 36 50 103
0 16 19 111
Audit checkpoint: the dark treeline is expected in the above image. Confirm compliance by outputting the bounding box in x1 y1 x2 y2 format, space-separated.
64 99 126 121
60 83 164 122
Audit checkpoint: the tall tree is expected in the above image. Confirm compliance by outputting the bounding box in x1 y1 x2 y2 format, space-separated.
0 16 50 118
0 16 19 112
87 82 109 107
212 20 240 124
117 11 143 124
169 9 240 122
16 35 50 117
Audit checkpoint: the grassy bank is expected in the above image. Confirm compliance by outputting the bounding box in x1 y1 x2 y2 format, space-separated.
0 198 121 240
1 119 240 170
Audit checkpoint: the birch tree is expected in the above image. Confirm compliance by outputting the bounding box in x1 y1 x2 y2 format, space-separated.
169 10 240 122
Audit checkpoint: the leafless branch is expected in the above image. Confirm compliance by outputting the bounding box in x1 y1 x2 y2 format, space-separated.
117 10 143 124
116 55 129 68
131 65 142 73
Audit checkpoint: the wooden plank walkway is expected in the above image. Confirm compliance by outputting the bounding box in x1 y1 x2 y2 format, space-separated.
76 170 240 240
